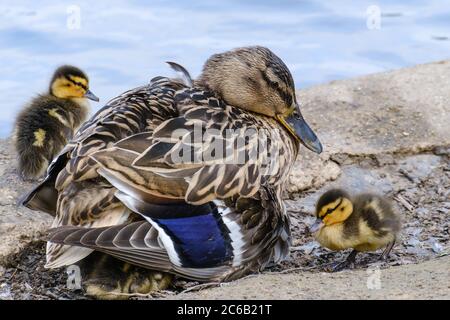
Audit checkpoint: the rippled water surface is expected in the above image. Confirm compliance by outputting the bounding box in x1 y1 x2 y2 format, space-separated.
1 0 449 137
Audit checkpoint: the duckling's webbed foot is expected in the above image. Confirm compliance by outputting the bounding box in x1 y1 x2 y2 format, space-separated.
326 250 358 272
78 252 173 300
380 240 396 261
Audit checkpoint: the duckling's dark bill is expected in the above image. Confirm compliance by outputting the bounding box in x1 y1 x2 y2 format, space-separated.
309 218 324 233
84 89 99 101
279 109 322 154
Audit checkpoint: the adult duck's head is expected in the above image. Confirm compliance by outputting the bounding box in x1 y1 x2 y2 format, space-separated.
198 46 322 154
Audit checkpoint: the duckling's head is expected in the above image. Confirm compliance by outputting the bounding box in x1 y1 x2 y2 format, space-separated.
198 46 322 154
49 65 99 102
310 189 354 233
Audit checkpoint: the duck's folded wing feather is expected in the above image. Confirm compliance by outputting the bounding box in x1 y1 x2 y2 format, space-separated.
90 96 296 206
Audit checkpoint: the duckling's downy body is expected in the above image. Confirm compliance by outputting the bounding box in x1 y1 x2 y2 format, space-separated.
14 65 98 179
311 189 401 271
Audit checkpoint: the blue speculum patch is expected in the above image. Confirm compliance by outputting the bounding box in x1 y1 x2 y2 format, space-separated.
155 210 234 268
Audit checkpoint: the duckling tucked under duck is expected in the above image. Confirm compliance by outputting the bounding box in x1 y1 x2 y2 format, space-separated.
310 189 401 271
14 65 98 180
22 46 322 299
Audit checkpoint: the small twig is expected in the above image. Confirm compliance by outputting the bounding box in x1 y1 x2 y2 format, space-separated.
237 273 261 281
394 194 415 212
8 268 18 281
267 266 316 275
100 289 175 299
180 282 221 294
44 290 60 300
288 210 309 215
398 169 416 183
437 250 450 258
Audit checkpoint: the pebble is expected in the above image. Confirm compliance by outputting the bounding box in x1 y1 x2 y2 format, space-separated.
291 241 321 255
0 283 12 300
406 238 421 247
431 241 444 254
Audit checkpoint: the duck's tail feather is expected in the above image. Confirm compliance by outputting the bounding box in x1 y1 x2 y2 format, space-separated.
166 61 193 87
45 205 132 268
44 244 93 269
20 150 71 215
19 182 58 216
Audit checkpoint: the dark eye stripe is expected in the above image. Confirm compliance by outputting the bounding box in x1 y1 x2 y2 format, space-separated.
323 198 343 217
67 77 88 90
259 70 293 106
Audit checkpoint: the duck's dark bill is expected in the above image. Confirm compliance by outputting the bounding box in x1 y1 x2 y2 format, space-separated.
284 110 323 154
84 89 100 102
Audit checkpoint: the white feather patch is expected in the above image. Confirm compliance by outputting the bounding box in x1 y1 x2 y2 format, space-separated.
115 191 182 267
214 200 245 267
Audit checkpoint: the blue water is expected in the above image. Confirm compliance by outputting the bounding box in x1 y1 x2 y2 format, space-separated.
1 0 449 137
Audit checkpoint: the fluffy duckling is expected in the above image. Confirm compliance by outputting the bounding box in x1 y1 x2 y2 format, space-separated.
310 189 401 271
14 65 99 180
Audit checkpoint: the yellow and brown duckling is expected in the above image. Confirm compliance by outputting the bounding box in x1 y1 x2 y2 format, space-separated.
14 65 99 180
310 189 401 271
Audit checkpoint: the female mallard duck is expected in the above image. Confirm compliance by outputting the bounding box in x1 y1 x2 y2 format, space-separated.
22 46 322 298
310 189 401 271
14 65 99 180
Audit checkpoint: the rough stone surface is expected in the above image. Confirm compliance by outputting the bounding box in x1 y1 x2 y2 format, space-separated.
0 139 52 264
287 60 450 194
0 60 449 299
300 60 450 155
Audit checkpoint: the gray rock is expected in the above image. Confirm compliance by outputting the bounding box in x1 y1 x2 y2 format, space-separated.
0 283 12 300
0 139 52 264
287 61 450 192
